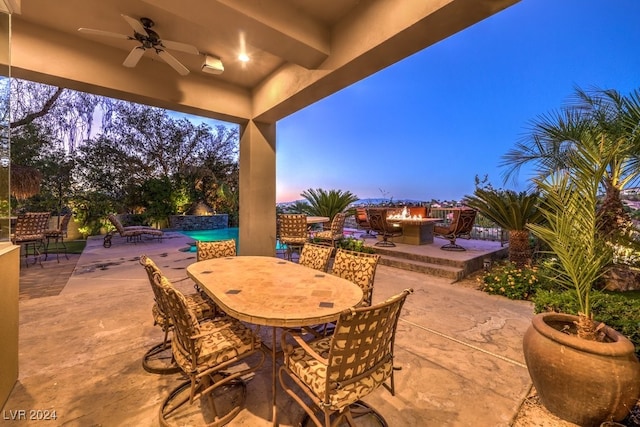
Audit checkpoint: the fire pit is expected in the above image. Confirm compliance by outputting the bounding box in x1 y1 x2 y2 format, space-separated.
386 207 440 245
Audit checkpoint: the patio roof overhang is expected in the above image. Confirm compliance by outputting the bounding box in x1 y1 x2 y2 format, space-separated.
3 0 520 254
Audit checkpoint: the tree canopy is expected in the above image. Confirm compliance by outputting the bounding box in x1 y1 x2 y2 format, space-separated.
7 79 240 232
501 86 640 236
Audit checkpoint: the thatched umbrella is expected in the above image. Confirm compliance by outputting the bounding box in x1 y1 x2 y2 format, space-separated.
10 164 42 200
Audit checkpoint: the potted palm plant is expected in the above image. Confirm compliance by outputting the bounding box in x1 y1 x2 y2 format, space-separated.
523 138 640 426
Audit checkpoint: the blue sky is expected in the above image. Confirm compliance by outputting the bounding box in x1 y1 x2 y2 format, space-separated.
273 0 640 203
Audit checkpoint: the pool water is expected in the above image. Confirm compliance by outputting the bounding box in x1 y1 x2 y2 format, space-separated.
181 228 239 242
180 228 239 252
180 228 285 251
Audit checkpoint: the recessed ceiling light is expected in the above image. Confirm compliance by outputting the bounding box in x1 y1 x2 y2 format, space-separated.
238 53 249 62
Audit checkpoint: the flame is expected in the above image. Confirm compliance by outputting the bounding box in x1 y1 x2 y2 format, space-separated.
387 206 423 220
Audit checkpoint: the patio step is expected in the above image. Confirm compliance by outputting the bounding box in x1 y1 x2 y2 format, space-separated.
368 241 509 282
371 245 466 268
378 253 465 281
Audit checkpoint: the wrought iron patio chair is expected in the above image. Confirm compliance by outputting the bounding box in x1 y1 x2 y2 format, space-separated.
433 208 477 251
276 215 287 258
298 242 334 272
11 212 51 267
279 214 309 261
139 255 219 374
331 248 380 308
44 212 72 262
305 248 381 338
194 239 237 296
366 208 402 247
315 212 347 247
278 288 413 427
354 207 374 238
159 275 265 426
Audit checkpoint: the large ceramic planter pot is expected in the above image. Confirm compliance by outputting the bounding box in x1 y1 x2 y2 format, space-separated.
523 312 640 426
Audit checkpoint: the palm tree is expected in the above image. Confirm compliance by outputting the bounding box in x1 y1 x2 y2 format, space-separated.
464 187 542 266
299 188 358 221
286 200 312 214
501 86 640 238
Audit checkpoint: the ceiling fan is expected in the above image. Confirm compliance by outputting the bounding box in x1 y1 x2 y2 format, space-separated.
78 14 200 76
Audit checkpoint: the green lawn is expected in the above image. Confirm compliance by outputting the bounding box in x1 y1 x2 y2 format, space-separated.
47 239 86 254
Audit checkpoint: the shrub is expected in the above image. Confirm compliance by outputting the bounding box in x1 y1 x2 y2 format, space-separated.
479 262 543 300
122 214 148 227
71 191 117 237
336 237 375 254
533 289 640 356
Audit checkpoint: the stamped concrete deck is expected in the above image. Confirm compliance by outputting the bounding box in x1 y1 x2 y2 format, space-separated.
3 232 536 426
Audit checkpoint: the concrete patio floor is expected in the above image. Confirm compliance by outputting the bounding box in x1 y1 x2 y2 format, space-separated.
4 232 537 426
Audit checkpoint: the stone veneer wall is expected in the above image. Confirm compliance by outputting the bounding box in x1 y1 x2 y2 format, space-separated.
169 214 229 231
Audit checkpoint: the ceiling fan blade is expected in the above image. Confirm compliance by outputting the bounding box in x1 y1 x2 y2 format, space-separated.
78 28 131 40
161 39 199 55
157 49 189 76
121 14 147 35
123 47 145 68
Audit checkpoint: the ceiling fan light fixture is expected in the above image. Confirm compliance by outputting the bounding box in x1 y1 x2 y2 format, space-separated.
202 55 224 75
79 14 199 76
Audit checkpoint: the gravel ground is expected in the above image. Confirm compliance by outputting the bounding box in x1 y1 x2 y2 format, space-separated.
511 388 640 427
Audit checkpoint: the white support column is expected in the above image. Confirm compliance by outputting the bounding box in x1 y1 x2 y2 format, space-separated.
238 120 276 256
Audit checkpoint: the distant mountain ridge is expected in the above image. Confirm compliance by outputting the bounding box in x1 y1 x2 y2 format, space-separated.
277 198 428 208
351 198 426 206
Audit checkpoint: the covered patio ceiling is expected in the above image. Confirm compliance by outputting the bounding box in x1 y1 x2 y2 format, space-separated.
8 0 518 125
4 0 520 255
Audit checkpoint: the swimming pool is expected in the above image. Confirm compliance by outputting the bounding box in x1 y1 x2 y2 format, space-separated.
180 228 239 252
180 228 285 251
180 227 239 242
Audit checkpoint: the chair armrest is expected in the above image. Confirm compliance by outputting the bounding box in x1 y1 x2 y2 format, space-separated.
281 328 329 365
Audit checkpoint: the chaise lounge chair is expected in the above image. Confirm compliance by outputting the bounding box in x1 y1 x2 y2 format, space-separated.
104 214 164 248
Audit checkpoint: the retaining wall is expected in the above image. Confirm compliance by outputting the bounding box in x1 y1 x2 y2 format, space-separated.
168 214 228 231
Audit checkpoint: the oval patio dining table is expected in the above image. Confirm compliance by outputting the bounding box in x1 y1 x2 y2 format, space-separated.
186 255 363 426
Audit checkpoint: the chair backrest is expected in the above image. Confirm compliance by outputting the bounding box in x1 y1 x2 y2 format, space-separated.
325 289 413 407
157 276 203 372
329 212 347 235
298 242 333 272
14 212 50 237
139 260 203 362
279 214 308 240
276 216 282 239
366 208 385 233
366 208 400 235
196 239 237 261
49 212 72 234
58 212 72 233
331 248 381 307
446 209 477 236
408 206 430 218
107 214 126 235
354 208 370 229
139 255 170 322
